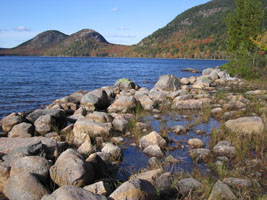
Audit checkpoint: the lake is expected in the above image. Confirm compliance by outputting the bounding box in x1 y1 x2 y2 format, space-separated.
0 56 227 119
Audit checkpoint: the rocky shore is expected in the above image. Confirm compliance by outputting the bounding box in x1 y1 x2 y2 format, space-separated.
0 67 266 200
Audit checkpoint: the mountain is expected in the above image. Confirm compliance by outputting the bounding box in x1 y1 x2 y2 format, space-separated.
1 0 266 58
124 0 267 59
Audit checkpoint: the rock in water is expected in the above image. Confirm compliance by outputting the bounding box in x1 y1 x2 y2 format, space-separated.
154 74 180 91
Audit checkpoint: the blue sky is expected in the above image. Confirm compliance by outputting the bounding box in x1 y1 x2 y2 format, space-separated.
0 0 210 48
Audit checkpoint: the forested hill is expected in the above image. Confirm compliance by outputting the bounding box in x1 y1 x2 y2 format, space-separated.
123 0 267 59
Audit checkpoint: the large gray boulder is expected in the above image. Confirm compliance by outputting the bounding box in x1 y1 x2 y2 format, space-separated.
149 89 168 102
34 114 54 135
8 122 33 138
50 149 94 187
4 172 50 200
42 185 107 200
208 180 237 200
1 113 23 132
225 117 264 136
81 89 109 111
26 108 65 123
107 95 137 113
154 74 180 91
109 179 158 200
10 156 51 183
139 131 166 149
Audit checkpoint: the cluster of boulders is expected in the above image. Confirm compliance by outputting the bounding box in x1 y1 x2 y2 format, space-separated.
0 67 266 199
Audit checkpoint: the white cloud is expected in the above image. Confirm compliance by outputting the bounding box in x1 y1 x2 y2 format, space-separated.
120 26 128 30
104 33 136 38
112 7 118 12
15 26 31 32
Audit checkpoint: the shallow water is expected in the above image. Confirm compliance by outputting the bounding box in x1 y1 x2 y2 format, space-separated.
0 56 227 119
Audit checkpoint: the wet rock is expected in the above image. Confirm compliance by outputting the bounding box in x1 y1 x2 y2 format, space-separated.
148 157 161 168
73 118 112 145
42 185 107 200
84 180 113 196
154 74 180 92
111 136 124 144
101 143 122 161
0 137 58 160
115 78 139 90
107 95 137 113
178 178 202 195
143 145 163 158
208 180 237 200
8 122 33 138
181 68 201 74
213 141 236 158
86 112 113 123
225 117 264 136
171 125 186 134
1 113 23 132
81 89 109 111
109 179 158 200
172 99 203 110
34 114 54 135
130 168 163 185
189 148 210 162
165 155 180 163
223 177 252 188
188 138 204 148
0 163 9 193
50 149 94 187
155 172 174 191
192 76 211 89
211 107 223 116
4 172 50 200
139 131 167 149
10 156 51 183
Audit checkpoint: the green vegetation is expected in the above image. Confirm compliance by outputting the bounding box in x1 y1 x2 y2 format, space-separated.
222 0 266 79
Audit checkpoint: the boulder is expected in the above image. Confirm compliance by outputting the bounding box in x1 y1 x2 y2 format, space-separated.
81 89 109 111
112 115 130 132
192 76 211 89
77 141 94 155
171 125 186 134
101 143 122 161
4 172 50 200
26 108 65 124
165 155 180 163
109 179 158 200
1 113 23 132
154 74 180 91
180 77 190 85
115 78 139 90
208 180 237 200
84 181 113 196
68 90 88 104
8 122 33 138
188 138 204 148
0 163 9 193
143 145 163 158
223 177 252 188
178 178 202 195
130 168 163 184
189 148 210 162
213 141 236 158
86 112 113 123
139 131 167 149
136 95 155 111
73 118 112 145
42 185 107 200
10 156 51 183
86 153 109 179
155 172 174 191
50 149 94 187
172 99 203 110
0 137 58 160
107 95 137 113
34 114 54 135
202 68 214 76
225 117 264 136
181 68 201 74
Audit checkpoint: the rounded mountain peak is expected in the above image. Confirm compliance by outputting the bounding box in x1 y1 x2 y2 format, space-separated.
71 29 108 44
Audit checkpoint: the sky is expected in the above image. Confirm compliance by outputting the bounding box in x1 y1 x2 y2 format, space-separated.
0 0 210 48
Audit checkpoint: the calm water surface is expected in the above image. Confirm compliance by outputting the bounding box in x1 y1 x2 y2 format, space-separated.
0 56 227 119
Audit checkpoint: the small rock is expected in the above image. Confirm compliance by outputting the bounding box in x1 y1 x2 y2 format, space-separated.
143 145 163 158
189 148 210 162
130 168 163 184
77 141 95 155
84 181 113 196
1 114 23 132
148 157 160 168
223 177 252 188
188 138 204 148
165 155 180 163
34 114 53 135
101 143 122 161
213 141 236 158
139 131 166 149
107 95 137 113
155 172 174 191
178 178 202 195
171 125 186 134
